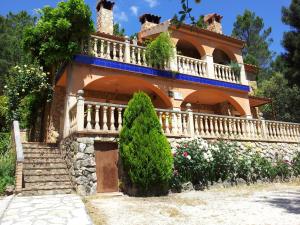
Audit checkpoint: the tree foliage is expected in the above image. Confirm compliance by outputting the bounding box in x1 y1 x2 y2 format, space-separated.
281 0 300 86
0 11 35 93
113 23 125 37
174 0 201 25
145 32 174 68
23 0 94 71
232 10 273 68
119 92 173 196
256 73 300 123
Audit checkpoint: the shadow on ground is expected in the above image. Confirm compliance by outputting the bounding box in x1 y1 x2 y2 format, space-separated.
257 190 300 214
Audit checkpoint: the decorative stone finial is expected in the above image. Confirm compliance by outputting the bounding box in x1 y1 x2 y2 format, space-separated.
186 103 192 111
77 90 84 99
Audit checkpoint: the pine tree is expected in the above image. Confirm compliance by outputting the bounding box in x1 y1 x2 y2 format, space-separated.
282 0 300 86
119 92 173 196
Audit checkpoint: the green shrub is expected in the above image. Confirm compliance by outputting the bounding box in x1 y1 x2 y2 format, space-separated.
292 152 300 176
273 157 293 180
119 92 173 196
145 32 174 69
0 133 10 156
0 96 8 132
171 138 211 190
210 141 239 182
0 152 15 194
0 134 15 195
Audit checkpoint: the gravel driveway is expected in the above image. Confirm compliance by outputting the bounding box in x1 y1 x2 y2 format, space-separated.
86 183 300 225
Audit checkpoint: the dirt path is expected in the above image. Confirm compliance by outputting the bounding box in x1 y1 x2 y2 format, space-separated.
86 183 300 225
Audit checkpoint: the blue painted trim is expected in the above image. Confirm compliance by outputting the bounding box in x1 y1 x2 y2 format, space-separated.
73 55 250 92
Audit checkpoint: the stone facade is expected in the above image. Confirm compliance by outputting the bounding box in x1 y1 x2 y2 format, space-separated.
60 134 117 195
60 132 300 196
234 141 300 160
60 135 97 195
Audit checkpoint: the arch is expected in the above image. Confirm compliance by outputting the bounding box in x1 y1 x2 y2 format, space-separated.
181 88 247 116
83 75 173 109
175 38 206 59
212 46 237 64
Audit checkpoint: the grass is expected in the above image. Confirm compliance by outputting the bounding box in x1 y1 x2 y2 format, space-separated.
83 197 108 225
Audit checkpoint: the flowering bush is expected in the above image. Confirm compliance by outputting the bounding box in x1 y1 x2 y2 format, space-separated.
292 152 300 176
4 64 52 127
171 138 211 191
171 138 297 192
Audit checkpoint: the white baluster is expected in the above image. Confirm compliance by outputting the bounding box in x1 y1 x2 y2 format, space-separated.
119 44 124 62
94 38 98 57
137 48 141 65
100 39 104 58
106 41 111 59
194 115 199 136
95 105 100 130
118 107 123 131
86 104 92 130
110 106 115 131
113 43 117 60
183 114 188 135
103 106 108 131
172 112 178 135
165 112 170 135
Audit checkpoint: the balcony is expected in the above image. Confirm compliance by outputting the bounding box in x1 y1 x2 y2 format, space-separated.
81 35 245 86
68 93 300 143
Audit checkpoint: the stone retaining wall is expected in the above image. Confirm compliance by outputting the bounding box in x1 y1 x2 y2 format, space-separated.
60 135 97 195
60 134 299 196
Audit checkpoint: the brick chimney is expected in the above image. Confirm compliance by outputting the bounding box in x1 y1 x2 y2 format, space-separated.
204 13 223 34
139 14 161 31
96 0 115 34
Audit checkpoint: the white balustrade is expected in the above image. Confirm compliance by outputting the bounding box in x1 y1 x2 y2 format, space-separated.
82 36 245 84
69 98 300 143
214 63 240 83
177 55 207 77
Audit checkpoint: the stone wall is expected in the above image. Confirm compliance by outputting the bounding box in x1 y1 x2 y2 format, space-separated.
60 135 97 195
60 134 299 196
234 141 300 160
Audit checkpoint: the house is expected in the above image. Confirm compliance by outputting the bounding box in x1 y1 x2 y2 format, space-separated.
19 0 299 195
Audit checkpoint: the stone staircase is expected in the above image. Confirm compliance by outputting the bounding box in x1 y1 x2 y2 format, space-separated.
21 142 74 196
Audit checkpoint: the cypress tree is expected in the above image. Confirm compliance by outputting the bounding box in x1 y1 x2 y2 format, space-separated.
119 92 173 196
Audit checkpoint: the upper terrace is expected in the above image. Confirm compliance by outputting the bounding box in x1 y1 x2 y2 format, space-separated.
78 2 255 90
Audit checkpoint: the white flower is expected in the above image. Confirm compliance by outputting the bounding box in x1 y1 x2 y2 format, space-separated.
187 155 191 160
22 89 25 92
4 85 7 89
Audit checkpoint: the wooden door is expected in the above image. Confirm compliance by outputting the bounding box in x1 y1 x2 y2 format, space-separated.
95 142 119 193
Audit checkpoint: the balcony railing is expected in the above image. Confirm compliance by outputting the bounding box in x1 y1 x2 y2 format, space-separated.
67 91 300 143
82 35 242 84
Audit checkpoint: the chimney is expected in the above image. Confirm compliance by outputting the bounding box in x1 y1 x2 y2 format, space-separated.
204 13 223 34
96 0 115 34
139 14 161 31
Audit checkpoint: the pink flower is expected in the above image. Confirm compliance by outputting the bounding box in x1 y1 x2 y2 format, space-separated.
183 151 189 157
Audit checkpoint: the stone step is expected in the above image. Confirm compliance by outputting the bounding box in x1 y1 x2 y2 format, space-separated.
24 181 73 190
24 158 65 164
24 175 70 183
22 142 57 147
23 168 69 176
21 188 73 196
23 152 62 158
23 163 67 170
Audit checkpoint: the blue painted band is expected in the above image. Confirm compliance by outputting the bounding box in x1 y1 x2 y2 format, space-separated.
73 54 250 92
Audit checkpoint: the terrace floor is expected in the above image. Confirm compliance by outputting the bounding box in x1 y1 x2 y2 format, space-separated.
85 182 300 225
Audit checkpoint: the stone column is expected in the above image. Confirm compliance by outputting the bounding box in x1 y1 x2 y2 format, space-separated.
186 103 194 137
170 47 178 72
203 55 215 79
124 36 131 64
76 90 85 132
239 63 249 85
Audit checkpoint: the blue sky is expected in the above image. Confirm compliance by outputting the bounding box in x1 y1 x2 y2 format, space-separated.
0 0 291 55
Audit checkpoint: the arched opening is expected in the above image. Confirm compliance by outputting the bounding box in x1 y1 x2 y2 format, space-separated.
213 49 231 65
176 39 202 59
83 75 172 109
181 89 246 116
